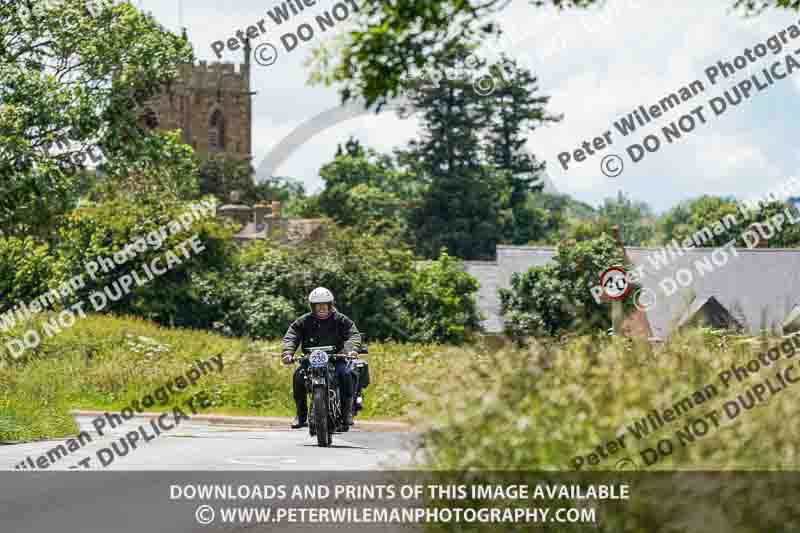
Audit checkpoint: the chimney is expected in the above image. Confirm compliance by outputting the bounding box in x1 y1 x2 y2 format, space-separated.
611 225 624 250
271 200 282 219
253 203 270 226
217 190 252 228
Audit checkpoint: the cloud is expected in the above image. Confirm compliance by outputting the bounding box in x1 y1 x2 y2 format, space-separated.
140 0 800 211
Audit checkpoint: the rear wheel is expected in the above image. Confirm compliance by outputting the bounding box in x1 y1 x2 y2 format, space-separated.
313 387 330 447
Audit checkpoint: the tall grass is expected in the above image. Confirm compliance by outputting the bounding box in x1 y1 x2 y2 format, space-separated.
412 330 800 532
0 312 454 442
412 329 800 470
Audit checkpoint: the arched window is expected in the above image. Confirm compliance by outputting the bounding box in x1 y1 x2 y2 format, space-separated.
209 108 225 151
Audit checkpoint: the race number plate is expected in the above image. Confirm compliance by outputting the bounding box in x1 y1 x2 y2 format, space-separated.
309 350 329 368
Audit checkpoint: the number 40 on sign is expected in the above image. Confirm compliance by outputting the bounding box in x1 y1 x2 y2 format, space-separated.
599 266 631 301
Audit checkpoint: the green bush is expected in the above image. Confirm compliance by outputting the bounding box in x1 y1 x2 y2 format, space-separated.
48 196 238 329
405 251 482 344
200 225 482 343
0 236 54 313
499 235 634 339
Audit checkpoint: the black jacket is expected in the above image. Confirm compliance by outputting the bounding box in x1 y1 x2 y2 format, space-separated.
282 308 361 356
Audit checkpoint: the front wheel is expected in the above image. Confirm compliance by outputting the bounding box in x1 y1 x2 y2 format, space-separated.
313 386 331 447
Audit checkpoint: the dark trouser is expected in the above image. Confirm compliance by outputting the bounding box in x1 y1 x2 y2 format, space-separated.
293 359 353 418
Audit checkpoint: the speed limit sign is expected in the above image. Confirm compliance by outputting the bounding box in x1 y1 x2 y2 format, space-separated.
600 266 631 301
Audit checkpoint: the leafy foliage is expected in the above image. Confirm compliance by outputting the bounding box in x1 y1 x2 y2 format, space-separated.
478 55 560 210
197 226 481 344
318 140 419 236
595 192 656 246
400 48 507 260
195 153 307 207
308 0 797 106
0 0 195 236
0 236 54 313
659 195 741 247
49 196 238 329
499 235 632 339
404 251 483 344
658 195 800 248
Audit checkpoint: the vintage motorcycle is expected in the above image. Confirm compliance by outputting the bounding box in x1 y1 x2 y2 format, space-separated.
297 346 368 447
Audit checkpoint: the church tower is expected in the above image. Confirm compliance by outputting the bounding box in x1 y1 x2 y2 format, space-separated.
141 31 254 162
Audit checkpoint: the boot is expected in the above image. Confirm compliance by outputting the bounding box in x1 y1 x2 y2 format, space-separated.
292 394 308 429
343 397 354 427
291 415 307 429
354 394 363 414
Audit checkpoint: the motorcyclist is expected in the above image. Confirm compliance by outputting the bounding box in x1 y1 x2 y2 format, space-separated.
282 287 361 429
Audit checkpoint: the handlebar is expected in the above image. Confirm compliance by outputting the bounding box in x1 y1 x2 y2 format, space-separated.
284 353 358 364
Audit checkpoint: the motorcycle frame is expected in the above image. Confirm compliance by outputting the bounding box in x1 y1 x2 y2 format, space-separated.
305 358 343 435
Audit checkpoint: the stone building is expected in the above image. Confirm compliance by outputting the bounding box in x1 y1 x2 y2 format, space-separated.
139 31 254 161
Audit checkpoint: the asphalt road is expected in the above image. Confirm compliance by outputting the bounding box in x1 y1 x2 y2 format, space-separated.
0 416 420 533
0 415 415 471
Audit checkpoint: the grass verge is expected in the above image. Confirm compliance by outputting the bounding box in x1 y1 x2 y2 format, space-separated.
0 312 455 442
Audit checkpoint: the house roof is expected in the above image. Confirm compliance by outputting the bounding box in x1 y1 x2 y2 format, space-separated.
465 245 800 338
673 295 742 331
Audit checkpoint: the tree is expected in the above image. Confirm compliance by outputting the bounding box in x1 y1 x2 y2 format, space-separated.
479 55 561 209
562 216 615 243
400 48 506 259
657 200 693 244
503 194 553 245
255 176 308 210
412 165 507 260
473 56 563 245
595 192 655 246
559 192 656 246
317 139 421 240
746 200 800 247
1 0 194 238
529 193 593 243
50 196 237 330
657 195 800 248
196 153 307 208
196 225 482 343
318 141 418 225
309 0 797 106
659 196 739 247
499 235 634 340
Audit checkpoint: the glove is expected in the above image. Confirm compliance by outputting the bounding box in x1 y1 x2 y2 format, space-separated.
347 351 358 359
282 353 294 365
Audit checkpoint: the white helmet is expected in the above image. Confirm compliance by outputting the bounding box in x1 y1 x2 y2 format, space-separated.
308 287 334 319
308 287 334 304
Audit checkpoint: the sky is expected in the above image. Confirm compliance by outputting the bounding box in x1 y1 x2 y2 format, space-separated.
132 0 800 213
